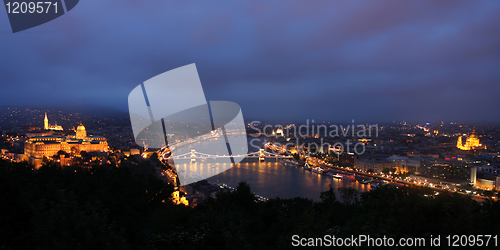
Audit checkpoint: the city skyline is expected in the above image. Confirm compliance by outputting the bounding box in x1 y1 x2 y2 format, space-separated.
1 2 500 248
1 105 499 197
1 0 499 123
2 104 500 127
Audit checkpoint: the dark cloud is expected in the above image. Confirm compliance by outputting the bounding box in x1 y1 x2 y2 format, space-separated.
0 0 499 124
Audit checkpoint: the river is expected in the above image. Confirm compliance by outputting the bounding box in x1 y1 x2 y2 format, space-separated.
172 137 371 201
205 158 371 201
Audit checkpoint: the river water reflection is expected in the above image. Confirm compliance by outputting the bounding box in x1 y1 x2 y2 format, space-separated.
172 138 371 201
206 159 371 201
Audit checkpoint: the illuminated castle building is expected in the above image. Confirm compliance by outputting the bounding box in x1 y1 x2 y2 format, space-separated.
457 129 486 151
25 115 108 168
44 112 64 131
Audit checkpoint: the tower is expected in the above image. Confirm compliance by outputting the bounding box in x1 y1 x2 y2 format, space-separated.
457 136 464 150
44 113 48 130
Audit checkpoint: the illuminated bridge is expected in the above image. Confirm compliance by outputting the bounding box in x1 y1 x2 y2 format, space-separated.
160 148 292 162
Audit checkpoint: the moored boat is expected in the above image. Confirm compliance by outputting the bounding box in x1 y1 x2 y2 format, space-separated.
312 167 324 174
303 162 312 171
332 174 343 179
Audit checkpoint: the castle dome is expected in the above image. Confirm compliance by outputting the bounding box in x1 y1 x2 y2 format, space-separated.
76 124 87 139
77 124 86 131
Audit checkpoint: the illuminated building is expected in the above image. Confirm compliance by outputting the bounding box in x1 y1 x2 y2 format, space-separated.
44 113 48 130
354 157 393 173
420 158 474 181
470 167 500 191
276 128 284 137
457 129 486 150
387 156 421 174
24 115 108 168
171 191 189 206
76 124 87 139
43 112 64 131
358 138 371 145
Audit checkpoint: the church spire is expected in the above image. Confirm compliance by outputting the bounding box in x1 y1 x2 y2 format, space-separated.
44 112 49 130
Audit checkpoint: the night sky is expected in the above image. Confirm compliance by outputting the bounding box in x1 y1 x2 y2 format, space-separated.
1 1 499 124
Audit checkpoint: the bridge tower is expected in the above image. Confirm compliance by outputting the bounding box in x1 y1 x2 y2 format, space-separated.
191 150 196 163
259 149 265 161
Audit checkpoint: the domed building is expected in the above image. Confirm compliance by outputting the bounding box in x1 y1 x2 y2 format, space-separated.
24 115 108 168
457 129 486 151
76 124 87 139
